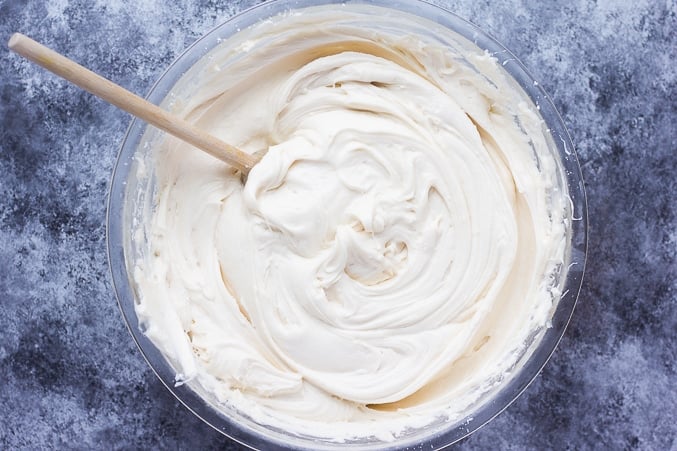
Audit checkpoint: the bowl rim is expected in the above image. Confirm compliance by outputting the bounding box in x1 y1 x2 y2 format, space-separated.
106 0 588 449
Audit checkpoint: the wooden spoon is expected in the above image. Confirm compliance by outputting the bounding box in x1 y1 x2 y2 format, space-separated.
8 33 260 174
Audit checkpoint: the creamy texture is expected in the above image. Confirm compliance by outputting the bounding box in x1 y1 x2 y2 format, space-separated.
131 6 570 442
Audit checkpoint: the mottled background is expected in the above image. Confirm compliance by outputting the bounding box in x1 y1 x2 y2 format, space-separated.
0 0 675 449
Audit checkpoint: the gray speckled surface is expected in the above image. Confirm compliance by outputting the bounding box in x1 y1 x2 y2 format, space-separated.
0 0 675 449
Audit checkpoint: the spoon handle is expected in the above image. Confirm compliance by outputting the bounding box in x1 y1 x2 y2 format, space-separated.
8 33 258 173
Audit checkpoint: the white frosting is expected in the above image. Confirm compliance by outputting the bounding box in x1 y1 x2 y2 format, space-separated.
131 5 570 443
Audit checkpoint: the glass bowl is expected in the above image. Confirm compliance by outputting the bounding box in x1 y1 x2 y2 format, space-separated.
106 0 588 448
